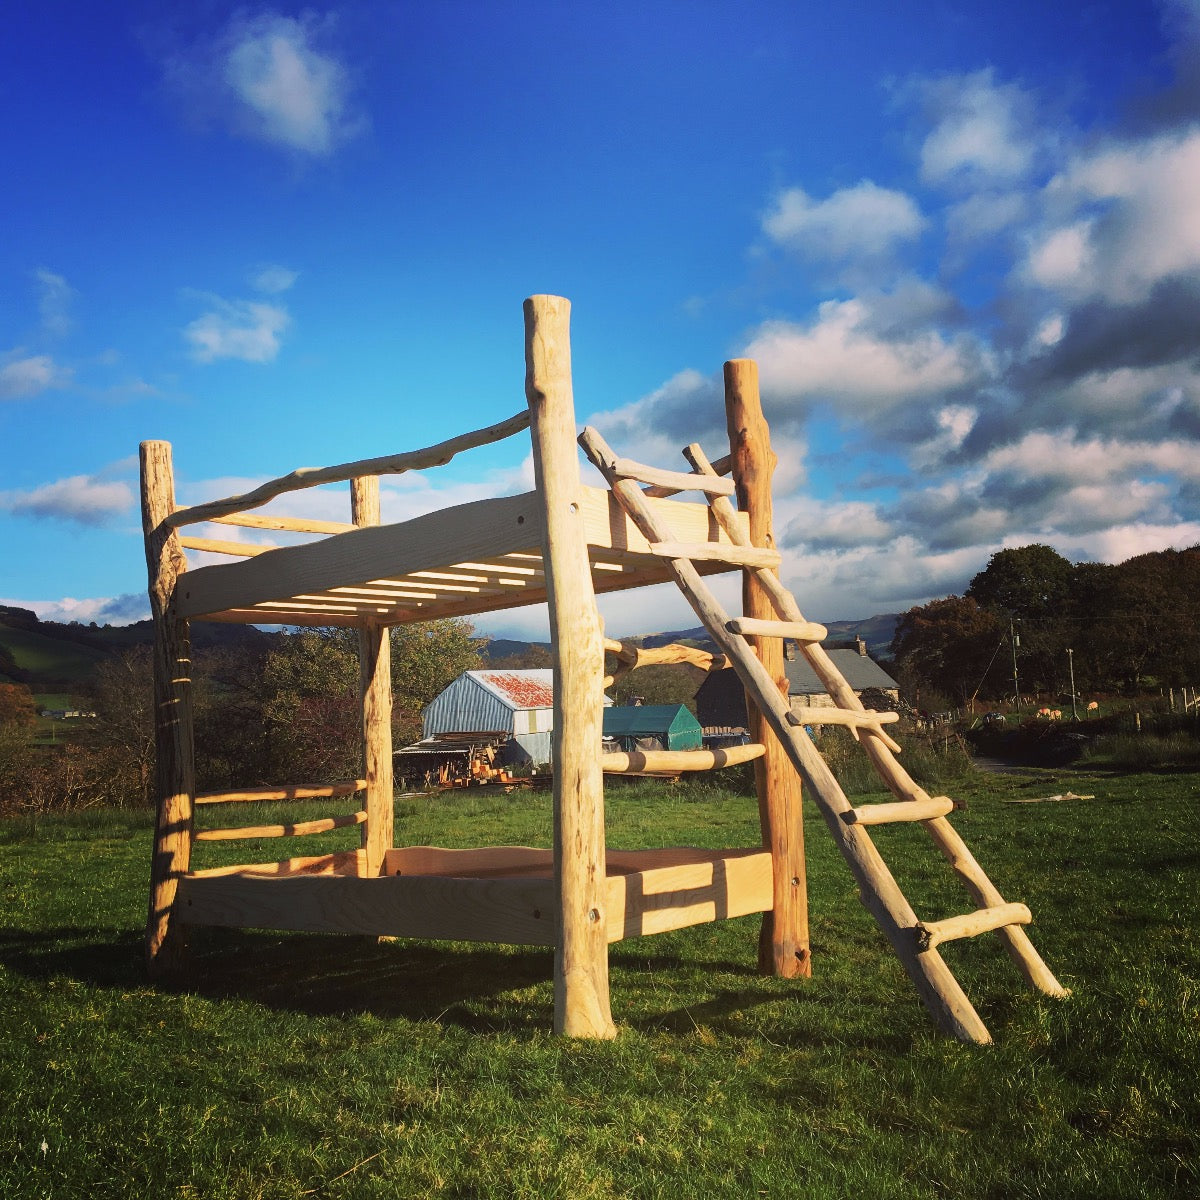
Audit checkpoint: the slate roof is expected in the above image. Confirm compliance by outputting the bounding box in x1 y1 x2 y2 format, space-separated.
694 650 899 729
785 650 898 693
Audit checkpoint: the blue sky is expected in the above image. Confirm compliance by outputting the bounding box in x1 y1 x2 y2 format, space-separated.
2 1 1198 640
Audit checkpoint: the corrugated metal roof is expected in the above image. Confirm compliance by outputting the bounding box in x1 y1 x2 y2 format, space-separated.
471 669 555 709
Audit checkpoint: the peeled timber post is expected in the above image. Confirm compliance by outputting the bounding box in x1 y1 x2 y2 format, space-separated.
723 360 811 978
140 440 196 973
351 476 393 876
524 294 616 1039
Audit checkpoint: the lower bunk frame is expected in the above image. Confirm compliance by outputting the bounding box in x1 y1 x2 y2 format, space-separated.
178 845 774 946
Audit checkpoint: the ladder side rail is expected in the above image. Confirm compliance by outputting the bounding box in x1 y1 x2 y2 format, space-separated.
685 441 1067 999
582 427 993 1043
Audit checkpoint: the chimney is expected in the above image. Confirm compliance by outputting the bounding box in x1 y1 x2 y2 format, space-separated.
856 636 867 657
784 641 796 660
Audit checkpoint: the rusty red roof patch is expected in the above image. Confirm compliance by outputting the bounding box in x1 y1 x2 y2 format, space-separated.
474 670 554 708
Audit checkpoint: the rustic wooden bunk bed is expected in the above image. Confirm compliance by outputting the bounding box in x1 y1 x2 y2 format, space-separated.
142 294 1066 1042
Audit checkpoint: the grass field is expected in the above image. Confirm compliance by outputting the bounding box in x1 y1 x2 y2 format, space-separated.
1 766 1197 1198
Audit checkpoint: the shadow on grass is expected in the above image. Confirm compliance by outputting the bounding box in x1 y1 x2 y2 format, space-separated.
0 925 557 1031
0 925 928 1048
0 925 774 1037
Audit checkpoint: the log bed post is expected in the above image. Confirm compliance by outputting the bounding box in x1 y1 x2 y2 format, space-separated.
140 440 197 974
524 294 616 1039
724 360 811 978
351 477 393 876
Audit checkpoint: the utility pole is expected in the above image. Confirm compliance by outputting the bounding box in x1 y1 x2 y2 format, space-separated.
1068 647 1078 720
1010 619 1021 716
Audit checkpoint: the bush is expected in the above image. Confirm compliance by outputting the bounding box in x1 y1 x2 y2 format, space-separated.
815 723 976 796
1079 711 1200 769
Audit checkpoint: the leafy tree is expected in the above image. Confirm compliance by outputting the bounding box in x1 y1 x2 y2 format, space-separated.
891 595 1005 707
390 619 484 743
608 663 705 712
259 630 362 782
89 647 157 806
967 545 1074 691
257 618 484 778
0 723 36 816
967 544 1075 614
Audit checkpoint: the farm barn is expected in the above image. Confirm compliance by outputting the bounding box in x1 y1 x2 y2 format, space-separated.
424 669 578 765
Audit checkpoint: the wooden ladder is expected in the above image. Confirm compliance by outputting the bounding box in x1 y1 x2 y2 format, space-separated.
579 425 1069 1044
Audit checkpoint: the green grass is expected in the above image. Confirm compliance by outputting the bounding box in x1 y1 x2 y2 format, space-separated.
2 768 1198 1198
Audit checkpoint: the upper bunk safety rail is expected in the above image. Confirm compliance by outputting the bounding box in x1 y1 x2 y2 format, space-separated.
163 410 532 529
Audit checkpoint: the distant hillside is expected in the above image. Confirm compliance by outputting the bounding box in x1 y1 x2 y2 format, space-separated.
0 621 111 688
638 614 899 659
480 637 552 662
821 614 900 658
479 614 901 665
0 603 901 693
0 606 277 692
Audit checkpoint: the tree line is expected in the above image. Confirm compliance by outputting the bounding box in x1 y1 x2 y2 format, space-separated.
891 543 1200 708
0 620 482 817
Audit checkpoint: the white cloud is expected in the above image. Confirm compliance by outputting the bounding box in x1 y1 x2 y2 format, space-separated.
225 14 352 154
588 369 729 470
918 69 1041 185
946 190 1028 243
743 300 985 413
0 474 134 525
773 537 988 620
0 595 150 626
0 352 73 400
35 268 75 337
1032 314 1065 349
250 264 299 294
910 404 977 469
1060 520 1200 564
161 11 362 156
1026 129 1200 302
983 430 1200 486
762 181 925 262
780 497 893 551
184 297 290 363
1025 220 1095 292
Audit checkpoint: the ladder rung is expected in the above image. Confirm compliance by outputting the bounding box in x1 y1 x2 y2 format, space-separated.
600 743 766 775
610 456 736 496
915 902 1032 951
643 453 732 498
790 706 899 729
842 796 956 826
648 541 781 568
726 617 827 643
787 706 903 753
